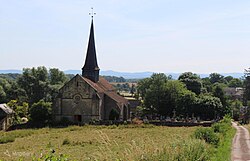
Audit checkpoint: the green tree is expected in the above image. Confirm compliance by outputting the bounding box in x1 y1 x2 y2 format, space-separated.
228 78 243 87
29 100 52 125
49 68 68 85
209 73 226 84
18 67 50 103
137 73 168 100
224 76 234 83
143 73 169 114
195 94 223 120
212 83 231 116
0 85 6 102
243 68 250 105
230 99 243 121
178 72 202 95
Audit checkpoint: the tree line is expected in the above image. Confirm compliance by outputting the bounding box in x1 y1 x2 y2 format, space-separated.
1 66 250 125
0 67 68 126
136 71 250 121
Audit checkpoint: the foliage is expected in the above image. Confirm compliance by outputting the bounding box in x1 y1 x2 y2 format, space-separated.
210 116 235 161
137 73 230 119
194 115 234 161
17 67 67 104
212 83 231 116
102 75 126 82
49 68 68 85
209 73 227 84
194 94 223 120
228 78 243 87
230 99 243 120
178 72 203 95
244 68 250 104
138 73 169 114
29 100 52 125
7 100 29 124
194 128 220 146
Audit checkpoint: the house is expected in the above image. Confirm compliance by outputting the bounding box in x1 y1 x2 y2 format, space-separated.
0 104 15 130
53 17 129 124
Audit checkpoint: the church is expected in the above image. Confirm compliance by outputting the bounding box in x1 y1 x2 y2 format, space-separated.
53 17 129 124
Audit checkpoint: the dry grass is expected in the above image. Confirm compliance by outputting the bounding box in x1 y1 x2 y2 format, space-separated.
0 125 200 160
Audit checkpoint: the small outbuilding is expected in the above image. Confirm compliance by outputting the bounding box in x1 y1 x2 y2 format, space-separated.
0 104 15 130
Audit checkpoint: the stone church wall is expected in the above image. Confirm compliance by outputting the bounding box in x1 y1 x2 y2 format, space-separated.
54 75 100 123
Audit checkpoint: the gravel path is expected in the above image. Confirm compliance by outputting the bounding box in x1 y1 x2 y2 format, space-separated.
232 122 250 161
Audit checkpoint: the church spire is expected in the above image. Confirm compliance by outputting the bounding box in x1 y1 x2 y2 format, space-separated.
82 13 100 82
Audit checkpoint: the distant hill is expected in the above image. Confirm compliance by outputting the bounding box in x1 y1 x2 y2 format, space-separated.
0 69 244 79
0 70 22 74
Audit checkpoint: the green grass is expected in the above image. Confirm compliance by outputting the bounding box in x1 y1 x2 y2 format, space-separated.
0 125 200 160
193 116 236 161
210 126 236 161
0 123 235 161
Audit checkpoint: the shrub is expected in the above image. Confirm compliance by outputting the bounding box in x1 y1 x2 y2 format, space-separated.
29 100 52 126
194 128 220 146
212 115 232 134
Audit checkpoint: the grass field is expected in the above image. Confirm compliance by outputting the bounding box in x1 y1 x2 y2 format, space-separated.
0 125 210 161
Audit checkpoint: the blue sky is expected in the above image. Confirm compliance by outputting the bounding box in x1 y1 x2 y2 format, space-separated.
1 0 250 73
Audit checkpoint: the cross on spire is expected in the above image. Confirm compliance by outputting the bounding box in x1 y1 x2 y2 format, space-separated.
89 7 96 18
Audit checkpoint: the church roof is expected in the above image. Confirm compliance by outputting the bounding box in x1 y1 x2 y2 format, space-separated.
82 19 99 71
81 75 128 104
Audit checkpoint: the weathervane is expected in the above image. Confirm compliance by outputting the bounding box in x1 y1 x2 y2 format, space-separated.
89 7 96 18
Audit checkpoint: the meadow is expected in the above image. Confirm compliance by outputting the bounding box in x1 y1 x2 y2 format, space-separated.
0 125 209 161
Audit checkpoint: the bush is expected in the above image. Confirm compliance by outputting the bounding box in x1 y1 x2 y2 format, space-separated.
29 100 52 126
212 115 231 134
194 128 220 146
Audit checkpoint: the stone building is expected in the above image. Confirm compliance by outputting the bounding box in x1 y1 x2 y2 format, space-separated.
0 104 15 130
53 18 129 124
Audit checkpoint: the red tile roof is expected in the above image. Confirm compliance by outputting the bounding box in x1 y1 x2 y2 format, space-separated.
80 75 128 104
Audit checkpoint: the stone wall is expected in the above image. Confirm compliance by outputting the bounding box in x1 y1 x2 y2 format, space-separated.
54 75 101 123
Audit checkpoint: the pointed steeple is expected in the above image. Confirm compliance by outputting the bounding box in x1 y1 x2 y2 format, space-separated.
82 18 100 82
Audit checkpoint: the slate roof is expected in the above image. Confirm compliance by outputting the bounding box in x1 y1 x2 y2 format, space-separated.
81 75 128 105
0 104 14 115
82 19 99 71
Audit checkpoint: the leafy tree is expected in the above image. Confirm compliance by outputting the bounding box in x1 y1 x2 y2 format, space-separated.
143 73 169 114
243 68 250 105
178 72 202 95
230 99 243 121
137 73 168 100
0 77 26 102
49 68 68 85
224 76 234 83
228 78 243 87
201 77 212 93
209 73 226 84
29 100 52 125
0 85 6 102
18 67 50 103
195 94 223 120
